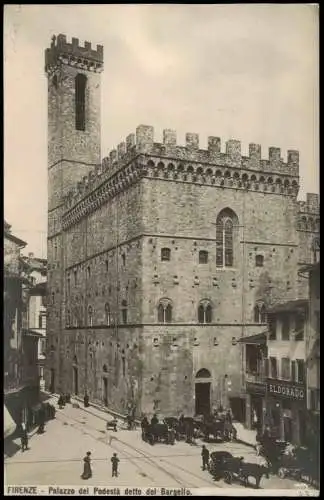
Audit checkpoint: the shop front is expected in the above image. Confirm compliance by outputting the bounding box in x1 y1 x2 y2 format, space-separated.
265 378 307 445
245 381 266 431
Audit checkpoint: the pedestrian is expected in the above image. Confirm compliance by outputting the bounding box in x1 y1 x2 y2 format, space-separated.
151 413 158 426
37 405 45 434
84 392 89 408
81 451 92 480
201 445 210 471
20 423 29 452
111 452 120 477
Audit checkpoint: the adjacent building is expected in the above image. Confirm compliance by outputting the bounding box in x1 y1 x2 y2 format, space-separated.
4 222 40 432
21 253 47 391
44 34 319 419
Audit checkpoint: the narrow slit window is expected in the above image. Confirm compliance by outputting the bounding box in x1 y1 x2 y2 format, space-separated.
75 74 87 131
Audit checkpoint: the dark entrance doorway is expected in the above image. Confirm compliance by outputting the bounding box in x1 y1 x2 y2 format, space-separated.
103 377 108 406
251 395 263 430
230 397 245 423
195 382 211 415
73 366 78 395
50 368 55 393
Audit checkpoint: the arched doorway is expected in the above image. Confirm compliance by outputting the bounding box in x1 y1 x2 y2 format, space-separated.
195 368 211 416
72 356 78 395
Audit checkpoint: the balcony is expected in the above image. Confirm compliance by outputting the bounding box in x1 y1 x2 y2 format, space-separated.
245 371 265 384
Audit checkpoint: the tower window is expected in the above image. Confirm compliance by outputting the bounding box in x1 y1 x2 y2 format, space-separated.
161 248 171 261
87 266 91 279
255 254 264 267
75 73 87 131
216 208 238 267
199 250 208 264
74 270 78 286
122 253 126 267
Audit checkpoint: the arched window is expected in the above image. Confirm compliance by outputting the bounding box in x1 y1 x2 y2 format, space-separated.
196 368 211 378
161 248 171 261
121 300 127 324
216 208 238 267
105 303 111 325
198 300 212 324
88 306 93 327
75 73 87 131
254 303 267 324
157 299 172 323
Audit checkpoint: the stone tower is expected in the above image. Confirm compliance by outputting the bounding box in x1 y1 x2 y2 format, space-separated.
45 34 103 391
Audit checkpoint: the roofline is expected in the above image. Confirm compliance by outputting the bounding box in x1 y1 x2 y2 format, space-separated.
4 231 27 247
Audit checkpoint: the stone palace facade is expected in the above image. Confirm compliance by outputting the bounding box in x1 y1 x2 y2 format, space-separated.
45 34 319 418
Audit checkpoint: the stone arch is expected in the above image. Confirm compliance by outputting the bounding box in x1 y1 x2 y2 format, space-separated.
196 368 211 378
196 167 204 176
187 165 194 174
275 178 282 185
250 174 257 182
267 176 273 184
284 179 290 188
242 173 249 183
177 164 184 173
215 169 222 178
259 176 265 183
206 168 213 177
147 159 155 169
224 170 231 178
167 163 175 172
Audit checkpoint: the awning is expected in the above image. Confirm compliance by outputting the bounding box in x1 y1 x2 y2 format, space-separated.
237 332 267 345
268 299 308 314
4 405 17 439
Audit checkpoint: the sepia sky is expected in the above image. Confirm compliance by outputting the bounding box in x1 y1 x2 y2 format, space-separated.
4 4 319 258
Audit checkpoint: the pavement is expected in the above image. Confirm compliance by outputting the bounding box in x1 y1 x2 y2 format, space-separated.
4 395 318 493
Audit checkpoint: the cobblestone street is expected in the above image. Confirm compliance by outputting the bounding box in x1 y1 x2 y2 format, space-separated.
4 401 316 492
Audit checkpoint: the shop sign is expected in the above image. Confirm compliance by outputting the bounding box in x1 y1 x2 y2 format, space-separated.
266 379 305 401
246 381 266 395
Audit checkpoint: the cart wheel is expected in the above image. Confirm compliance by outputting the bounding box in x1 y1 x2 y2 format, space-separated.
224 471 233 484
278 467 286 479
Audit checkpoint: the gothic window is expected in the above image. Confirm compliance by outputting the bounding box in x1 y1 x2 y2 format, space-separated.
121 300 128 324
255 254 264 267
66 310 71 327
105 303 111 325
75 73 87 131
88 306 93 327
199 250 208 264
198 300 212 324
161 248 171 261
254 303 267 324
157 299 172 323
216 208 238 267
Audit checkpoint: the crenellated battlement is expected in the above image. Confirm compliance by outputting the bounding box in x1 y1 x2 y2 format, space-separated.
298 193 320 214
62 125 301 228
45 33 104 74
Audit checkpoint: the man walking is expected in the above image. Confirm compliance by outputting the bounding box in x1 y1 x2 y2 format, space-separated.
201 445 210 471
111 452 120 477
20 423 28 452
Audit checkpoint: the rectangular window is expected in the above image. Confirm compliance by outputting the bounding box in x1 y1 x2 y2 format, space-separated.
255 254 264 267
161 248 171 261
295 314 305 341
264 358 269 377
268 317 277 340
74 270 78 286
281 357 291 380
291 360 296 382
296 359 305 384
199 250 208 264
269 357 278 378
281 314 290 340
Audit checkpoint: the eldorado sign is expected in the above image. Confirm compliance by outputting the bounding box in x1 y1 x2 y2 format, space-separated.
266 379 306 401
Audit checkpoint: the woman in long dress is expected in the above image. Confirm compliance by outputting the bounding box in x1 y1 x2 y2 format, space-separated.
81 451 92 479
